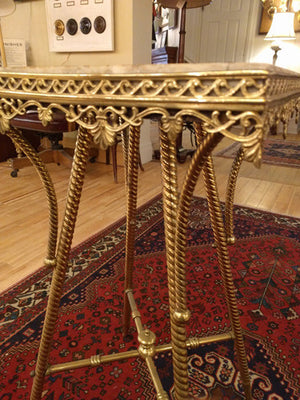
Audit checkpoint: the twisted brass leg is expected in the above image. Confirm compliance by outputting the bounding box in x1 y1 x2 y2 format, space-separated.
224 146 245 244
30 127 93 400
176 129 223 399
160 118 191 400
122 125 141 336
6 128 58 266
191 127 252 399
202 156 252 399
121 126 129 187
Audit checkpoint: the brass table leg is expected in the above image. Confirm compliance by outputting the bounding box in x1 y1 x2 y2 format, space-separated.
224 146 245 245
160 117 192 400
160 120 186 399
188 122 251 399
30 127 93 400
175 128 224 399
202 156 252 400
123 125 141 336
122 124 169 397
121 126 129 186
203 156 252 399
6 128 58 266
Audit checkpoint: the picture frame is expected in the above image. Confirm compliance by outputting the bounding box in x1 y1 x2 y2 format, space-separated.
153 4 178 33
259 7 300 34
45 0 114 52
161 7 169 29
153 2 162 34
160 7 178 30
168 8 178 29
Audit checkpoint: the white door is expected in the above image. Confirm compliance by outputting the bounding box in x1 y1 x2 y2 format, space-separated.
185 0 256 63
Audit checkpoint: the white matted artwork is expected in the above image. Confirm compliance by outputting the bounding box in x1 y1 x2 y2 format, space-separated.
2 39 27 67
45 0 114 52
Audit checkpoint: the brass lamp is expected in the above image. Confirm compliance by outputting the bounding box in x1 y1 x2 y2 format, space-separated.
264 11 296 65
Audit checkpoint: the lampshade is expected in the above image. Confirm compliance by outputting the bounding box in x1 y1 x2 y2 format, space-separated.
265 12 296 41
292 0 300 12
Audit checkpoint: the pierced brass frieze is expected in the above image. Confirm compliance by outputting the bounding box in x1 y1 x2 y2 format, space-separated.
0 75 269 99
0 64 299 163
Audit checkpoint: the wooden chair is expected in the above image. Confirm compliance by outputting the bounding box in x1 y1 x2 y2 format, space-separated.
106 132 144 183
9 109 75 177
8 109 135 183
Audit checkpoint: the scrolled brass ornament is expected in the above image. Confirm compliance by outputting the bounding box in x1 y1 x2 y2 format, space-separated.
0 98 25 131
0 114 10 132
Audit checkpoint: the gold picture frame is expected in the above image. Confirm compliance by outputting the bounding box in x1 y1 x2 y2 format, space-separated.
259 7 300 34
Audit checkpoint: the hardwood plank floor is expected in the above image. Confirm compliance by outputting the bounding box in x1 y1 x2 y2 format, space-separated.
0 137 299 293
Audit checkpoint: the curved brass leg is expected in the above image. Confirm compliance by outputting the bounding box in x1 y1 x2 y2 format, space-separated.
175 131 223 400
190 127 251 400
122 125 141 336
203 156 252 399
30 127 93 400
191 123 251 399
6 128 58 266
224 146 245 245
160 116 198 400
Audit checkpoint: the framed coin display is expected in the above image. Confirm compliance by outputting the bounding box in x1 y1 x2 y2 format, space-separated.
45 0 114 52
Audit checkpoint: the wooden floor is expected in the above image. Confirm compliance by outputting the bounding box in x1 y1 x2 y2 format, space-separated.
0 136 299 293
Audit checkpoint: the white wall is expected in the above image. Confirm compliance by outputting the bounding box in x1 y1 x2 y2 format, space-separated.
2 1 130 66
1 0 154 162
1 0 152 66
183 1 299 133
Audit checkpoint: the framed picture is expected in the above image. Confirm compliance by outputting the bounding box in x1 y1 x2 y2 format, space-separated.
153 2 162 34
161 7 169 28
160 7 178 30
259 7 300 34
45 0 114 52
168 9 178 29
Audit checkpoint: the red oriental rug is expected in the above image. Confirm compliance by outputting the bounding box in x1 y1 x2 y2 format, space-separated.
0 195 299 399
215 139 300 168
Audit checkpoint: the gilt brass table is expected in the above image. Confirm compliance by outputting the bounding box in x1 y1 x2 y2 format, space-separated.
0 63 299 400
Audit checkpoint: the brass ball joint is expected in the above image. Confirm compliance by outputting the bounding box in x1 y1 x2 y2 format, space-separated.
138 329 156 358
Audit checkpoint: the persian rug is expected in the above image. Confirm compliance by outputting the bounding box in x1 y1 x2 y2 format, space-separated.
215 139 300 168
1 195 299 400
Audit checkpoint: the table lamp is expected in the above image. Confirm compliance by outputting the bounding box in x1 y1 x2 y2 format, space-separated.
0 0 15 67
264 11 296 65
